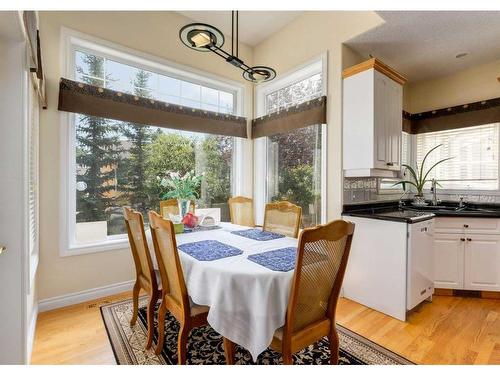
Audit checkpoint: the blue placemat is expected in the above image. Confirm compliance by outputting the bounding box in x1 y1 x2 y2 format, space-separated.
178 240 243 261
231 228 285 241
247 247 297 272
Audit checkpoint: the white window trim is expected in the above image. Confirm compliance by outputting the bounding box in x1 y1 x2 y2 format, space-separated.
254 53 328 225
59 27 245 256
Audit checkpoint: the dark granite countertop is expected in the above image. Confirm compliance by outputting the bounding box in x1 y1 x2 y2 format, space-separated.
342 200 500 223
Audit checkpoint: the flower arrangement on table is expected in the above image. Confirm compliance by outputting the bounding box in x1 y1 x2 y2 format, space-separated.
157 170 203 229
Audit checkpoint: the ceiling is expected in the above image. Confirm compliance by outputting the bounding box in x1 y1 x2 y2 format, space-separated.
177 11 302 47
346 11 500 82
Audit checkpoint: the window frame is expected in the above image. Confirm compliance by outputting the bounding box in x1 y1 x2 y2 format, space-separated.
59 27 245 256
254 53 328 226
413 124 500 195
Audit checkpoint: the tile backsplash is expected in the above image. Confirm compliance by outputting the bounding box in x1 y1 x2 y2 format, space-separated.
343 177 500 204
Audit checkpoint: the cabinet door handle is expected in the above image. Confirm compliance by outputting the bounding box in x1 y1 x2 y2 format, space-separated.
460 238 465 241
386 162 394 166
463 224 469 228
467 238 472 241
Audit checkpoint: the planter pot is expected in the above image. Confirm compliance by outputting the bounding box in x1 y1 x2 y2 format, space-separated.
412 194 427 206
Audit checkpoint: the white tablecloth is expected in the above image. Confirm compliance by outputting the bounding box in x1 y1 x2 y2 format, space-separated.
151 222 297 360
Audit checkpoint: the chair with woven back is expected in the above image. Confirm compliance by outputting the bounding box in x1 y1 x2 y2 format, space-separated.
159 199 195 219
223 219 355 365
123 207 161 350
263 201 302 238
228 196 255 227
148 210 209 363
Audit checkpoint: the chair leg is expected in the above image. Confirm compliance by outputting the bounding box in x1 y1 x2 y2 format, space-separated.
155 300 167 355
329 329 340 365
177 322 189 365
145 292 157 349
282 351 293 365
223 337 235 365
130 282 140 326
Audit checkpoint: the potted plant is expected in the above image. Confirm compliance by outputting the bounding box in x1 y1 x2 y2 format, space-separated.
393 144 453 206
157 170 203 218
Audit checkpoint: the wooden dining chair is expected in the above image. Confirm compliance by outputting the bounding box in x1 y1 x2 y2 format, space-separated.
228 196 255 227
263 201 302 238
223 219 355 365
148 210 209 363
123 207 161 350
159 199 195 219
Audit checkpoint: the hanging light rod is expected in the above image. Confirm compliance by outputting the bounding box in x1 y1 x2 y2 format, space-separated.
179 11 276 83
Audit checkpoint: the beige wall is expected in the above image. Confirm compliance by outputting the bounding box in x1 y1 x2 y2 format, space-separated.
406 58 500 113
38 11 254 300
253 11 384 220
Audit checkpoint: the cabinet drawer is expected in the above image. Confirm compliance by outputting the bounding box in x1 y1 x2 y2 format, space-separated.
434 217 500 234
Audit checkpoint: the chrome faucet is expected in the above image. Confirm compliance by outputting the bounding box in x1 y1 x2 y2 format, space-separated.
430 179 439 206
458 196 466 208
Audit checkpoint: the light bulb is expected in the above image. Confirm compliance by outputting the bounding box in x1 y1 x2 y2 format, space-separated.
252 71 268 83
190 31 212 48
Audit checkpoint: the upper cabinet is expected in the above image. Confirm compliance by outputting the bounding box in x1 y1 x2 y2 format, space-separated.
342 58 406 178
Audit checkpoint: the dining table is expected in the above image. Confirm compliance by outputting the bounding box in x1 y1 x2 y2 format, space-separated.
149 222 298 361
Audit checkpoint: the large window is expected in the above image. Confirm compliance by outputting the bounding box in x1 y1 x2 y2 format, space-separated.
416 123 499 190
261 60 325 228
64 33 242 252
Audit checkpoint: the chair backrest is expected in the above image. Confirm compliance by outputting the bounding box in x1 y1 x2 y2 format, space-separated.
285 220 355 333
159 199 195 219
123 207 158 293
228 196 254 227
148 210 189 316
263 201 302 238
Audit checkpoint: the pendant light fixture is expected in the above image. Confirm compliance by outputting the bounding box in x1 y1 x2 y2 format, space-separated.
180 11 276 83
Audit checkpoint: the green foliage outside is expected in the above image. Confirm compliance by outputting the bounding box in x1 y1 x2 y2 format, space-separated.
269 126 322 227
277 164 315 210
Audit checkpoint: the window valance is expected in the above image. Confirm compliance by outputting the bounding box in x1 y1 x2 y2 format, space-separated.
251 96 327 139
58 78 248 138
404 97 500 134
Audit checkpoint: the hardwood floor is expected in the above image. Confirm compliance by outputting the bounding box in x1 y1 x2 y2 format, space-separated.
31 293 500 365
31 291 133 365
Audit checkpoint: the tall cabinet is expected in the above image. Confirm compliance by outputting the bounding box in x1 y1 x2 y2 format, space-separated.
343 58 406 178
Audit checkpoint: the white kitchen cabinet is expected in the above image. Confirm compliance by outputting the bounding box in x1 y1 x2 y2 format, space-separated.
433 217 500 292
464 235 500 291
433 233 465 289
343 58 406 178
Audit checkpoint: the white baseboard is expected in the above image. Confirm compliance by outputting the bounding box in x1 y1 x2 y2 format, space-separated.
26 303 38 363
38 279 135 313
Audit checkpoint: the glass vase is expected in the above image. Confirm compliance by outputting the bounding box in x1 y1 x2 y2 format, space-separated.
178 198 191 218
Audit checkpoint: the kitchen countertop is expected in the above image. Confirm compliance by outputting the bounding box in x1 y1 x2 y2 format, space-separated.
342 200 500 223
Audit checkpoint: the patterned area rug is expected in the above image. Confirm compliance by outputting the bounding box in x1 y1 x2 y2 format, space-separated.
100 297 413 365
